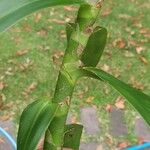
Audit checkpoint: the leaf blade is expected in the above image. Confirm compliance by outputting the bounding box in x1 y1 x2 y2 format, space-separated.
81 27 107 67
0 0 86 32
84 67 150 126
17 100 57 150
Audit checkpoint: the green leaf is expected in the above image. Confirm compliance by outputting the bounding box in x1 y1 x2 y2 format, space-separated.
84 67 150 126
0 0 87 32
17 100 57 150
66 23 76 43
81 27 107 67
43 142 56 150
63 124 83 150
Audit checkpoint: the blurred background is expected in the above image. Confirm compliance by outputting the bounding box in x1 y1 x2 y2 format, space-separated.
0 0 150 149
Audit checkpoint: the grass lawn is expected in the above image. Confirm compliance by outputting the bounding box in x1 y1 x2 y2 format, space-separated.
0 0 150 149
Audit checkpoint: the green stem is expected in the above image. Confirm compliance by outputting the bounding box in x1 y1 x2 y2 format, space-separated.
43 3 101 150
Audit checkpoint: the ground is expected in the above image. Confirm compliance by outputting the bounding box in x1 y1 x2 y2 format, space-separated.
0 0 150 149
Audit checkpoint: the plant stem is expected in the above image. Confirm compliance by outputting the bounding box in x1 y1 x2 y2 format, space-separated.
43 2 101 150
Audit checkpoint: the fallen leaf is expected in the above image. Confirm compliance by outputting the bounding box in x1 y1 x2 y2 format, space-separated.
16 49 28 56
0 94 4 108
86 96 94 103
0 114 11 121
101 8 112 17
71 116 77 124
136 47 145 54
103 85 110 95
22 82 38 98
101 64 110 72
115 97 125 109
34 13 42 23
52 51 64 65
113 38 126 49
117 141 129 149
5 68 14 76
139 56 148 64
0 137 5 144
140 28 150 34
129 76 145 90
137 137 144 144
37 28 48 36
0 81 6 90
19 58 33 71
140 27 150 38
64 6 76 11
124 51 134 58
23 23 32 32
118 14 131 19
76 91 84 99
112 68 121 78
26 82 38 92
59 30 66 38
48 19 66 25
105 135 113 145
128 40 138 47
105 104 113 113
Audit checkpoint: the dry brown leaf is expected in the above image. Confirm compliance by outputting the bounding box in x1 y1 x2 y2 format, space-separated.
86 96 94 103
52 51 64 65
0 81 6 90
101 8 112 17
124 51 134 58
59 30 66 38
5 67 14 76
105 135 113 145
22 82 38 98
19 58 33 71
140 28 150 34
115 97 125 109
37 28 48 36
0 114 11 121
27 82 38 92
0 137 5 144
103 85 109 95
71 116 77 124
112 68 121 78
16 49 28 56
23 23 32 32
137 137 144 144
101 64 110 72
34 13 42 23
113 38 126 49
136 47 145 54
118 14 131 19
48 19 66 25
139 56 148 65
117 141 129 149
128 40 138 47
129 76 145 90
105 104 113 113
64 6 76 11
140 27 150 38
0 94 4 109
